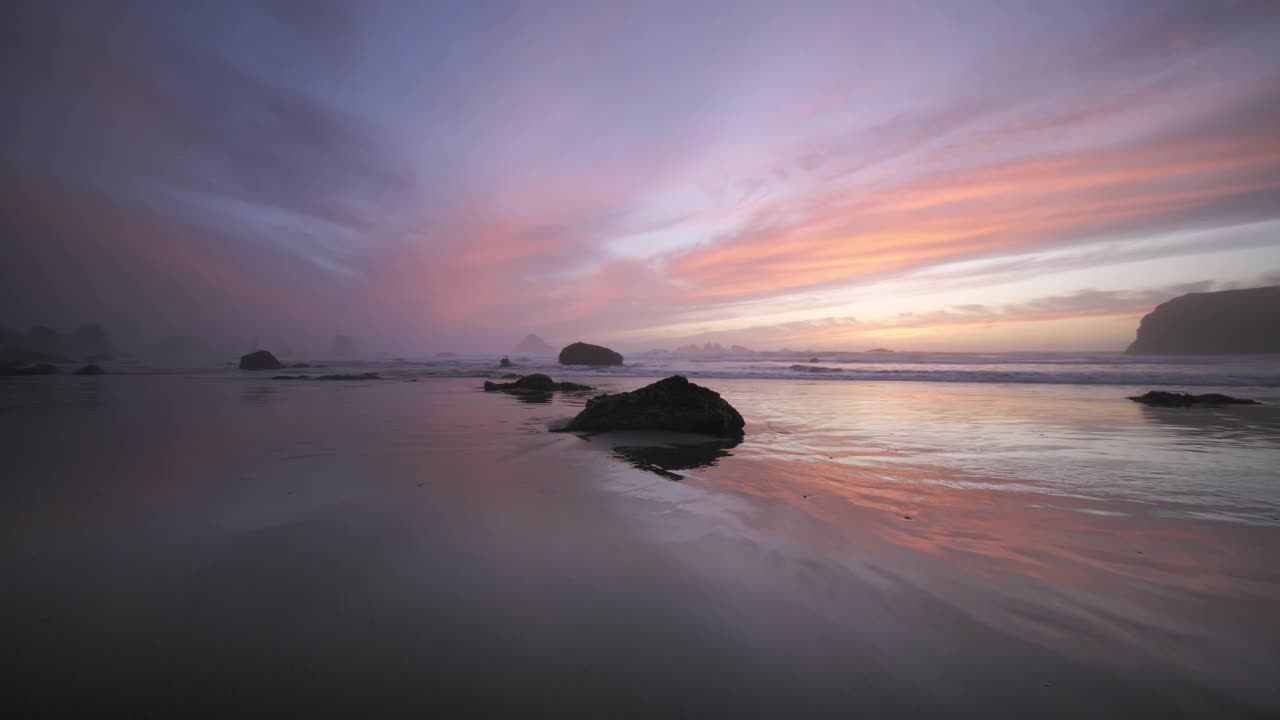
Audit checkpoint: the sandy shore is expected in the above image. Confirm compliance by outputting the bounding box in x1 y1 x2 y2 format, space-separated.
2 375 1278 717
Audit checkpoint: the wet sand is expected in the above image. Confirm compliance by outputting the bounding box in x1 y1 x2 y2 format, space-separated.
2 376 1278 717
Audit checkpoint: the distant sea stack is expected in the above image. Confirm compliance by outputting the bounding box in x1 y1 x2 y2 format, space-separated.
1126 286 1280 355
558 342 623 366
240 350 285 370
514 334 555 354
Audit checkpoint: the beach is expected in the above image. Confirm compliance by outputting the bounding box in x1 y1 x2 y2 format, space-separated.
3 372 1279 717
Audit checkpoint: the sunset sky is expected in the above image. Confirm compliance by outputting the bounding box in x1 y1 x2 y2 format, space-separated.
3 0 1279 353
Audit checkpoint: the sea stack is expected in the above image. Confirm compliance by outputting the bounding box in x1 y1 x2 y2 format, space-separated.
1126 286 1280 355
514 334 555 354
558 341 624 366
239 350 285 370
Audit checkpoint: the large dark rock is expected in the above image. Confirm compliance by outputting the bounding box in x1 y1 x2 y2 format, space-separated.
1126 286 1280 355
239 350 285 370
0 363 58 376
484 373 593 393
1129 391 1260 407
555 375 744 437
514 334 555 354
499 356 512 368
559 341 623 366
73 364 106 375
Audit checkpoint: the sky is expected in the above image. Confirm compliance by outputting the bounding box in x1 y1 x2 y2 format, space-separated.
2 0 1279 355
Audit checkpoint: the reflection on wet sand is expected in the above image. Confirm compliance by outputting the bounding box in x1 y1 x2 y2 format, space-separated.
239 382 277 406
612 440 738 481
2 376 1277 717
1134 403 1280 448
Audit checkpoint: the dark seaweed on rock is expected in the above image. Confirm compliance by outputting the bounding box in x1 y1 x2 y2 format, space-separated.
555 375 744 437
1128 391 1260 407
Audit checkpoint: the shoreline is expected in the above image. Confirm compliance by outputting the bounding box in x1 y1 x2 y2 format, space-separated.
2 374 1277 716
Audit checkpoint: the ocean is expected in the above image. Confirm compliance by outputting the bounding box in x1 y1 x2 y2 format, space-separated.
2 353 1278 716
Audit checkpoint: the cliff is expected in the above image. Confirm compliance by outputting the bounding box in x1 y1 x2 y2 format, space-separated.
1125 286 1280 355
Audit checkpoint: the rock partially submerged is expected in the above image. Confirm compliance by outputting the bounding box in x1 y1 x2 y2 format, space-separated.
1128 391 1260 407
499 356 512 368
483 373 593 393
0 363 57 376
240 350 285 370
74 364 106 375
555 375 744 437
559 341 623 366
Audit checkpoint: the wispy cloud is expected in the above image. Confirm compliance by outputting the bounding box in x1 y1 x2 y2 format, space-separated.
2 0 1278 352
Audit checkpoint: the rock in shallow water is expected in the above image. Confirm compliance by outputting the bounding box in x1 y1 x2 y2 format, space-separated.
239 350 285 370
483 373 593 392
558 341 623 366
1128 391 1260 407
554 375 745 437
73 364 106 375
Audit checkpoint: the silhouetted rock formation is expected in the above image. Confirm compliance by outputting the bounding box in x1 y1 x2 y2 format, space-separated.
514 334 555 354
0 363 57 376
273 373 381 380
866 348 895 354
499 356 512 368
559 341 623 366
1126 286 1280 355
74 364 106 375
554 375 744 437
808 357 820 363
729 344 753 353
484 373 594 392
1128 391 1260 407
239 350 285 370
